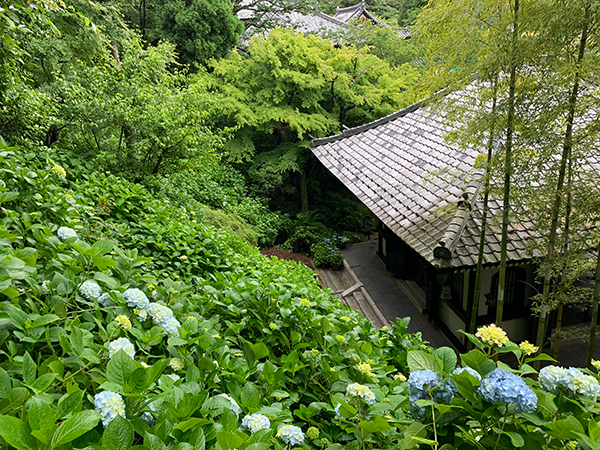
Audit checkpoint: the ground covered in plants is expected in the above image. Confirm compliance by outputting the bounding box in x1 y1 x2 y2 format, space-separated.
1 146 600 450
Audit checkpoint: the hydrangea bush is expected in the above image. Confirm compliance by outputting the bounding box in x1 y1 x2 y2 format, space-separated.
1 148 600 450
401 324 600 449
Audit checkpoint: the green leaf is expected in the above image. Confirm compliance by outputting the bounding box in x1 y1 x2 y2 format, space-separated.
407 350 441 372
460 349 495 377
359 416 392 435
216 430 245 450
173 418 211 433
106 350 136 385
504 431 524 447
241 382 260 410
51 410 102 448
93 256 117 271
404 421 428 450
126 368 149 394
575 432 600 450
92 240 114 255
145 432 168 450
102 415 134 450
22 351 36 385
0 367 12 398
220 409 238 432
433 347 457 373
29 397 56 432
31 314 60 328
0 415 37 450
29 373 57 393
56 390 84 419
545 416 583 440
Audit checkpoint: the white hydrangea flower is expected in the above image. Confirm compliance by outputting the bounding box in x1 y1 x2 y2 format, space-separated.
94 391 126 426
79 280 102 301
57 226 77 240
108 337 135 359
123 288 150 309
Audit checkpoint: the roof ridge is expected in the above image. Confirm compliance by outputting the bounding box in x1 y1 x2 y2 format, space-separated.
315 11 346 26
311 100 424 147
433 169 486 261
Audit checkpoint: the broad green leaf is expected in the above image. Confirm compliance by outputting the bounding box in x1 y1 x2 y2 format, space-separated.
0 415 38 450
0 367 12 398
359 416 392 435
504 431 524 447
93 256 117 271
173 418 211 433
246 429 273 445
56 390 84 419
404 421 428 450
29 373 57 393
545 416 583 440
106 350 136 385
29 397 56 432
31 314 60 328
241 382 260 410
92 240 114 255
460 349 495 377
103 415 134 450
216 430 245 450
145 432 168 450
51 410 101 448
433 347 457 373
407 350 441 372
220 409 238 432
575 432 600 450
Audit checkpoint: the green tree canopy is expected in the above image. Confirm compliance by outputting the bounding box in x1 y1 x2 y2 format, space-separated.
155 0 243 66
198 27 419 198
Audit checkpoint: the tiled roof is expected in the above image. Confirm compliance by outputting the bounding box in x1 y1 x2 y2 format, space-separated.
312 102 540 269
238 2 410 42
333 3 411 38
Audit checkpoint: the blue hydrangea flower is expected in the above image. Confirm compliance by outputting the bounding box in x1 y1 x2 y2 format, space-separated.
57 226 77 240
478 368 537 413
79 280 102 301
277 425 304 446
346 382 376 405
219 393 242 415
108 337 135 359
242 413 271 433
334 402 341 418
94 391 126 426
123 288 150 309
408 370 454 420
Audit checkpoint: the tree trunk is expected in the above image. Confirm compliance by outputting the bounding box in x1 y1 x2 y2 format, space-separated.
496 0 520 327
535 5 589 368
553 151 572 362
468 80 498 350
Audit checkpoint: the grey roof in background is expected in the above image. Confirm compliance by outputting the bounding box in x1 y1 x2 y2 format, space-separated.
312 102 540 269
237 2 410 42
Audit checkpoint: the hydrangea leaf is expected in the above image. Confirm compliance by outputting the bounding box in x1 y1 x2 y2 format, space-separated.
106 350 136 385
56 390 85 420
407 350 441 373
0 415 37 450
102 415 134 450
51 410 102 448
216 430 245 450
460 350 495 377
544 416 583 440
241 382 260 410
433 347 457 374
359 416 392 435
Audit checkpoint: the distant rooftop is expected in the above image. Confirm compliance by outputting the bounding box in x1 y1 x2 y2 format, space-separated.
237 2 410 42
